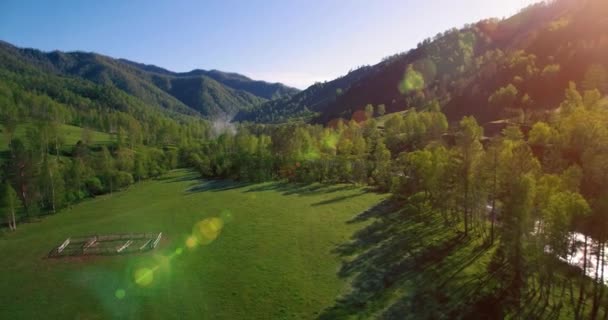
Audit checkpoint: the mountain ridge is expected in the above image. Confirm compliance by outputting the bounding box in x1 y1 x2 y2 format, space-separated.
236 0 608 125
2 0 607 125
0 41 298 118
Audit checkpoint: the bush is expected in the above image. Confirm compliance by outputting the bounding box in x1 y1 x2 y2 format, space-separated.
114 171 134 189
85 177 104 195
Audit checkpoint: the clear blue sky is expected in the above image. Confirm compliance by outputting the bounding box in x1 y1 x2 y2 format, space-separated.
0 0 538 89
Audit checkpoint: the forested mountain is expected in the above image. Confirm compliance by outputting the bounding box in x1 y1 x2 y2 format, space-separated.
236 0 608 124
233 65 374 123
189 69 299 100
0 41 298 118
119 61 300 101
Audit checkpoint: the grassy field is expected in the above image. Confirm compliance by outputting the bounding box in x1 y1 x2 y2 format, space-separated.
0 169 589 319
0 169 387 319
0 123 113 152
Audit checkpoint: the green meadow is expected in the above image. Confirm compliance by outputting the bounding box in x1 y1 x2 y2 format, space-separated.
0 169 388 319
0 124 113 152
0 169 589 319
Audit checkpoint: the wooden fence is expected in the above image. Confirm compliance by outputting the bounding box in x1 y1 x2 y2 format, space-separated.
48 232 162 258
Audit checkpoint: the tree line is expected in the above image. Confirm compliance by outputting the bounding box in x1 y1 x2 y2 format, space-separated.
183 84 608 318
0 75 212 229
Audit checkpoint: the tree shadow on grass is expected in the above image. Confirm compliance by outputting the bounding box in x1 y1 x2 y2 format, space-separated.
311 192 369 206
318 199 501 319
156 171 199 183
245 182 362 197
183 177 366 199
185 179 252 193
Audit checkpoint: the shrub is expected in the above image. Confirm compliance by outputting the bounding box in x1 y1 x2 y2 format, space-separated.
85 177 104 195
114 171 134 189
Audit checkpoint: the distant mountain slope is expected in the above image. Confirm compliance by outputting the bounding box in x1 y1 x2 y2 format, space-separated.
194 69 300 100
0 42 297 118
120 60 299 100
0 43 196 115
163 76 263 116
234 65 374 123
237 0 608 124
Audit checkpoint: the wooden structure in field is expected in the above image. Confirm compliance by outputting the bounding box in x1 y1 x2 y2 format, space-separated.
48 232 162 257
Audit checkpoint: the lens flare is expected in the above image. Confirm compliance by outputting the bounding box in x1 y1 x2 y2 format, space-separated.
192 217 224 245
114 289 126 299
220 209 234 223
134 268 154 287
157 255 171 269
193 217 224 245
186 236 198 248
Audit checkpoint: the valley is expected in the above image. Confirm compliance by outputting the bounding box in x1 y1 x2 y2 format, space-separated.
2 1 608 319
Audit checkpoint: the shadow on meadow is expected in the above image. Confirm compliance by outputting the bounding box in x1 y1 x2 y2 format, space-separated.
184 177 368 204
245 182 363 197
317 199 515 320
310 192 369 206
155 171 200 184
158 173 571 318
186 179 252 193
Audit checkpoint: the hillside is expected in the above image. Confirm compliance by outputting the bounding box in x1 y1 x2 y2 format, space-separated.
236 0 608 125
0 41 298 118
233 66 374 123
186 69 299 100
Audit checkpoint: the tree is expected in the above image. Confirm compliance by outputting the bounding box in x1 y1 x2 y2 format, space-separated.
492 126 540 310
590 195 608 319
127 119 143 148
455 116 484 236
1 182 20 231
543 191 591 317
371 138 392 190
47 103 66 157
528 122 555 146
583 89 604 110
39 155 64 213
81 127 93 146
481 138 502 245
364 104 374 119
65 158 88 202
134 152 147 182
399 64 425 94
99 146 115 194
533 174 565 297
114 171 134 189
402 144 453 223
0 102 19 149
499 174 536 313
5 138 39 216
420 111 448 142
558 82 583 113
541 64 561 78
488 84 518 111
579 140 608 318
582 64 608 93
377 104 386 116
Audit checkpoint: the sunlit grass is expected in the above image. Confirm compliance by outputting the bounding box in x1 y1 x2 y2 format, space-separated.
0 123 112 152
0 169 386 319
